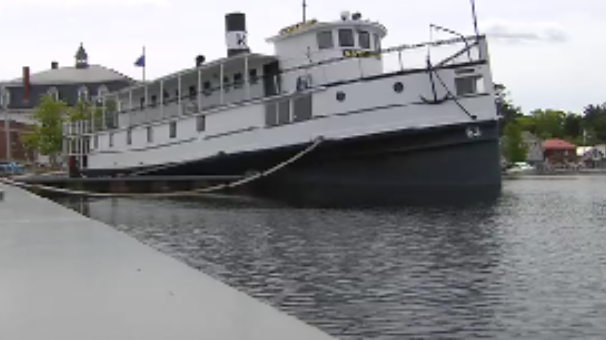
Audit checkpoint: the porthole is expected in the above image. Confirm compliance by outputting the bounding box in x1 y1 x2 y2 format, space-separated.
393 82 404 93
336 91 346 102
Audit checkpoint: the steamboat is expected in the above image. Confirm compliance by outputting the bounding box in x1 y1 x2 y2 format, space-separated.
65 9 502 205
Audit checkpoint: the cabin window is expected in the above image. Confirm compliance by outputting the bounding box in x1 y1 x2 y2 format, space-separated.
338 29 355 47
163 91 169 105
317 31 334 49
374 33 381 52
234 73 243 89
126 128 132 145
277 101 290 125
175 89 180 101
293 94 312 122
455 75 484 96
109 133 114 147
189 85 197 100
140 97 145 109
223 76 231 92
147 126 153 143
358 30 370 49
203 81 212 96
196 115 206 132
151 95 157 107
249 69 258 85
169 121 177 138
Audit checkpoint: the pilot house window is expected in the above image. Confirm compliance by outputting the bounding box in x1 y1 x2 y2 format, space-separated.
317 31 334 49
358 30 370 49
338 29 355 47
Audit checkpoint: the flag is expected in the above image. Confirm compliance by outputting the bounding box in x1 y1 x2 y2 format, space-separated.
134 55 145 67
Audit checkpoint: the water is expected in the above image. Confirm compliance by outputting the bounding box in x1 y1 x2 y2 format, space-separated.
57 176 606 339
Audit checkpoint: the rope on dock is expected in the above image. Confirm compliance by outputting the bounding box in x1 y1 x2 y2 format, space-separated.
0 137 324 198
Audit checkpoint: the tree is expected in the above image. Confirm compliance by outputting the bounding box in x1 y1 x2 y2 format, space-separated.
531 109 566 139
502 122 527 163
495 83 523 136
563 113 583 142
583 104 606 143
22 95 67 166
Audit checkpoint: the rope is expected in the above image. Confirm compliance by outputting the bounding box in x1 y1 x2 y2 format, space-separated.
0 137 324 198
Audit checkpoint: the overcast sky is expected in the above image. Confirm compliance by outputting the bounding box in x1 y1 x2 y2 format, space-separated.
0 0 603 113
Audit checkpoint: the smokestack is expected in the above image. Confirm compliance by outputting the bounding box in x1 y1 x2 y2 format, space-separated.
225 13 250 57
22 66 30 103
51 61 59 69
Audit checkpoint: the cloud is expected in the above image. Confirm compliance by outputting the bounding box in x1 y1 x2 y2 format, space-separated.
481 20 569 44
0 0 169 8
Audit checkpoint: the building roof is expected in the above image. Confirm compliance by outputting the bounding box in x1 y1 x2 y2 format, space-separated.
543 138 576 150
2 64 135 86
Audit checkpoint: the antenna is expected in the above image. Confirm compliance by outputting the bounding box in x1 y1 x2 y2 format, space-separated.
470 0 479 37
302 0 307 22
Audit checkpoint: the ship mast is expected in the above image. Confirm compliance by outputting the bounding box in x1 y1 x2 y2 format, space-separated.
302 0 307 22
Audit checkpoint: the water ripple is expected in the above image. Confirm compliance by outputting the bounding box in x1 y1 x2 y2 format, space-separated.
58 176 606 339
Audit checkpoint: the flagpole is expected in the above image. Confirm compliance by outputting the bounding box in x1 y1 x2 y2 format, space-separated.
470 0 480 37
142 46 146 83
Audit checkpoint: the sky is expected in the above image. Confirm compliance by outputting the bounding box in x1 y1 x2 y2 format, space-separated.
0 0 604 113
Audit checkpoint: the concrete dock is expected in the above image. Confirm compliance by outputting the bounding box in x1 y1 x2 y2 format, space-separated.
0 184 336 340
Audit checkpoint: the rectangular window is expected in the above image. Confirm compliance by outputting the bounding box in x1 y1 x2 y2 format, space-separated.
169 121 177 138
109 133 114 147
233 73 243 89
358 31 370 49
196 115 206 132
127 128 132 145
223 76 231 92
249 69 258 85
455 76 484 96
374 33 381 51
293 95 313 122
317 31 334 49
175 89 180 101
139 97 145 109
338 29 355 47
163 91 170 105
147 126 153 143
189 85 197 100
151 95 157 107
277 100 290 125
203 81 212 96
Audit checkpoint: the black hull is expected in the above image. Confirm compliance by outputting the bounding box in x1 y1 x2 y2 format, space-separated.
83 120 502 206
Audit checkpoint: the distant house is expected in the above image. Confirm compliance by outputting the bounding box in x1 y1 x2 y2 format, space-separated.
579 145 606 168
543 138 577 165
0 43 136 163
522 131 544 165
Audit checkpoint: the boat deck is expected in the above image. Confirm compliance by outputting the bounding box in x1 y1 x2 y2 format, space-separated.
0 184 336 340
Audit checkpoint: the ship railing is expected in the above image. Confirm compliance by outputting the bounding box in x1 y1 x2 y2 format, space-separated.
81 34 487 134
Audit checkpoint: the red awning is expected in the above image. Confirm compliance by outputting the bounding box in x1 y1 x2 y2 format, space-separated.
543 138 576 150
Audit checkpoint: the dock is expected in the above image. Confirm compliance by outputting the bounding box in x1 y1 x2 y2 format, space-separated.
0 184 336 340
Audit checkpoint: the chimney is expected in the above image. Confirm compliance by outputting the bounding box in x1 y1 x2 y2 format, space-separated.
23 66 30 103
225 13 250 57
51 61 59 69
195 55 206 67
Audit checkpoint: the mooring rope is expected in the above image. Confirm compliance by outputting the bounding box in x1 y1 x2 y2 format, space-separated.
0 137 324 198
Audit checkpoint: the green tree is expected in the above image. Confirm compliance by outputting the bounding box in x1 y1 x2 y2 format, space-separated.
22 95 68 166
583 104 606 143
502 122 527 163
563 113 583 142
495 83 523 136
531 109 566 139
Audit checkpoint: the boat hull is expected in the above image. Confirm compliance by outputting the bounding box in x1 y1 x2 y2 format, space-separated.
83 120 502 206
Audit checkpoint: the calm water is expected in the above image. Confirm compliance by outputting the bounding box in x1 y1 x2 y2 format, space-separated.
57 176 606 339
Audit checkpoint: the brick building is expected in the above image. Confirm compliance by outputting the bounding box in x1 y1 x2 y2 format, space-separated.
0 43 136 164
